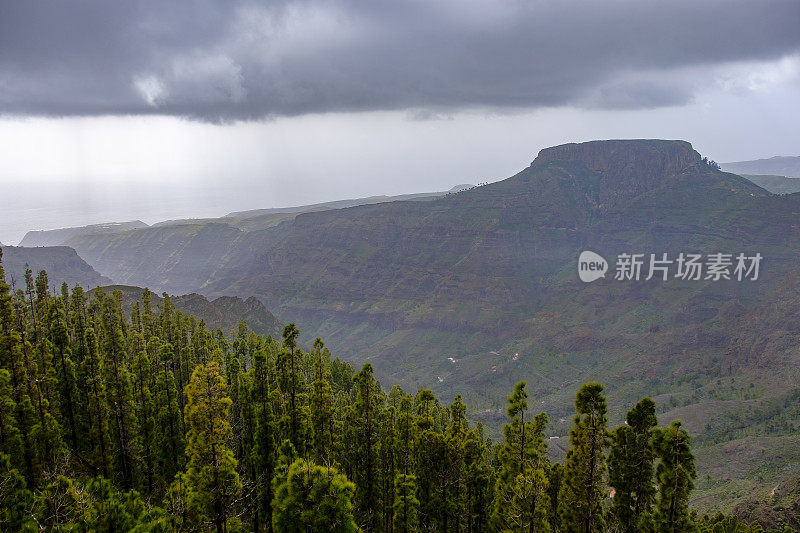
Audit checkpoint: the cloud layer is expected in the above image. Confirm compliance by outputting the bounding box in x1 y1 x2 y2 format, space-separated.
1 0 799 121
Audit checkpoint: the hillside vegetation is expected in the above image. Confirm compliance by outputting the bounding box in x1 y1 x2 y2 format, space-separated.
740 174 800 195
0 254 782 531
25 139 800 514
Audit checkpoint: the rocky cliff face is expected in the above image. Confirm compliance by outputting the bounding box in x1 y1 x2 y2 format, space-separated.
1 245 111 288
69 223 245 295
532 139 707 207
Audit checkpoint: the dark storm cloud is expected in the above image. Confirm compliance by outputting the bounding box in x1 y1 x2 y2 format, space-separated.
1 0 798 121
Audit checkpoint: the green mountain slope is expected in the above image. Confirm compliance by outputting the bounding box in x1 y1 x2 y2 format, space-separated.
70 223 246 295
1 245 111 288
741 174 800 194
59 139 800 511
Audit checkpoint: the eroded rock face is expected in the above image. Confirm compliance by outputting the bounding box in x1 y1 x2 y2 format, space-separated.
532 139 702 207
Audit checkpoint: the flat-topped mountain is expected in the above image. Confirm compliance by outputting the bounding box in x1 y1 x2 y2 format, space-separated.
20 220 148 247
533 139 701 186
531 139 765 207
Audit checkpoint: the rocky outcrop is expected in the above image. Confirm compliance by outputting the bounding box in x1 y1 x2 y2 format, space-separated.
173 293 283 338
91 285 283 338
531 139 704 207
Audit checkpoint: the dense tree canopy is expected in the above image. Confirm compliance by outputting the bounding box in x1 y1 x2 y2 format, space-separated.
0 248 769 532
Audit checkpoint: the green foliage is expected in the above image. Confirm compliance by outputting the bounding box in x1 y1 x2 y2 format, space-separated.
272 457 359 533
609 397 658 532
184 362 242 532
393 472 419 533
491 381 551 532
697 514 766 533
350 363 384 530
0 452 35 531
76 477 150 532
0 255 719 532
643 420 697 533
559 382 609 533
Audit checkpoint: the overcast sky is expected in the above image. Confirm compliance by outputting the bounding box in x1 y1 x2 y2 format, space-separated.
1 0 800 242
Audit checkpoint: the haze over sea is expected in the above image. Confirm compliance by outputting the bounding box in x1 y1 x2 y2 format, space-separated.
1 180 429 246
1 181 249 245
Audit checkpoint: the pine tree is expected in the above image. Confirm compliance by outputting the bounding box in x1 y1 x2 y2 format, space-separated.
184 362 242 533
643 420 696 533
0 369 21 463
237 370 260 531
444 395 469 531
252 347 277 531
69 286 88 364
378 404 396 532
491 382 550 532
609 397 658 533
547 463 562 533
0 452 35 530
393 394 418 533
140 289 155 342
464 427 490 532
23 268 38 342
227 354 244 468
82 327 112 479
36 474 86 531
393 472 419 533
81 476 149 532
49 300 79 452
310 338 335 465
0 249 37 486
277 324 307 454
100 290 139 490
271 457 359 533
156 344 185 482
559 382 608 533
351 363 384 531
130 331 157 495
28 333 64 482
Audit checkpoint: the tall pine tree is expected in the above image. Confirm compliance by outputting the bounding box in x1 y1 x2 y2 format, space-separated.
560 382 608 533
608 397 658 532
184 362 243 533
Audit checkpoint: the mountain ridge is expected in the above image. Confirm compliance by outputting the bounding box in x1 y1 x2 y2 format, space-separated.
19 220 148 247
723 155 800 179
1 245 111 289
